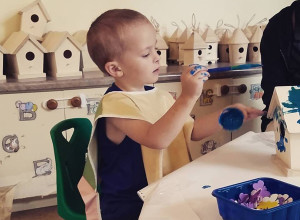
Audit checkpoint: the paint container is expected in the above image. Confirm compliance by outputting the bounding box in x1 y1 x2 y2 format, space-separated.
219 107 244 131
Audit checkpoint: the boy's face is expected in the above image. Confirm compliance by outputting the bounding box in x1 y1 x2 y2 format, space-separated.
116 22 160 91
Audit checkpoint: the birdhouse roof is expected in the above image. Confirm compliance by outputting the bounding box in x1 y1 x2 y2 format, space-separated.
249 26 263 43
182 31 207 49
19 0 51 22
72 30 88 46
243 26 253 40
219 29 232 44
177 28 192 43
202 27 219 43
2 31 47 54
169 28 183 43
0 45 7 54
229 28 249 45
42 31 82 52
267 86 300 134
156 32 168 49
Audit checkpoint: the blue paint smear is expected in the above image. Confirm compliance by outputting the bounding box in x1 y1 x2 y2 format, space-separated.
276 136 286 152
282 87 300 124
202 185 211 189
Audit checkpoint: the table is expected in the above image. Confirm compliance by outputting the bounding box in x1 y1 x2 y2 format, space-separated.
138 131 300 220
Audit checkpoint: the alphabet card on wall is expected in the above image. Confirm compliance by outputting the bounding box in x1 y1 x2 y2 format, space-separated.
19 0 51 41
3 31 47 79
0 45 7 80
267 86 300 176
42 31 82 78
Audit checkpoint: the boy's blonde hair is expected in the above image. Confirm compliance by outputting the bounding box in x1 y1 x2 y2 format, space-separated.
87 9 150 74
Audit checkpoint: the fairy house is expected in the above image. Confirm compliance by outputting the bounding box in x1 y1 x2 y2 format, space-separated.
19 0 51 41
228 28 249 64
156 32 168 66
72 30 102 74
248 26 263 62
202 27 220 64
267 86 300 176
218 29 232 62
177 27 192 65
2 31 46 79
0 45 7 80
42 31 82 78
182 31 207 66
168 27 182 63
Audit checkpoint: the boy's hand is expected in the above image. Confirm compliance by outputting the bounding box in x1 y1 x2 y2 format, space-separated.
227 103 265 121
180 65 210 100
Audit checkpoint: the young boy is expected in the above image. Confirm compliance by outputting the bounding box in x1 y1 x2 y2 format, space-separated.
78 9 264 220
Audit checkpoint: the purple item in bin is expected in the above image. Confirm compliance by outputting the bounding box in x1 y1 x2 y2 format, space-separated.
212 177 300 220
219 107 244 131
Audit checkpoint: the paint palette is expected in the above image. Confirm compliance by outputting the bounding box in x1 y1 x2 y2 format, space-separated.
212 177 300 220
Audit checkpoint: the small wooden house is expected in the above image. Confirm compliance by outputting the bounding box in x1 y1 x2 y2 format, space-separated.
42 31 82 78
177 27 192 65
267 86 300 176
168 27 182 63
182 31 207 66
0 45 7 80
19 0 51 41
228 28 249 64
248 26 263 62
2 31 47 79
202 27 220 64
72 30 102 74
156 32 168 66
218 29 232 62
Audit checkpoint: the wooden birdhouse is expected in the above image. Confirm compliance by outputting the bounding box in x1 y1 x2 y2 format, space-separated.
2 31 47 79
218 29 232 62
156 32 168 66
267 86 300 176
0 45 7 80
42 31 82 78
202 27 220 64
168 27 182 63
248 26 263 62
72 30 103 75
177 27 192 65
19 0 51 41
228 28 249 64
182 31 207 66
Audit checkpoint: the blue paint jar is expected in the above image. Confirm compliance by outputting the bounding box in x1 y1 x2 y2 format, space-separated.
218 107 244 131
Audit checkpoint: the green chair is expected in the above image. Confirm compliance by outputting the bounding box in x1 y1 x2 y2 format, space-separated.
50 118 92 220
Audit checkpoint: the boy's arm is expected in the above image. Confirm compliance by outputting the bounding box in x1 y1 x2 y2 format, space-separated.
191 103 265 141
107 66 209 150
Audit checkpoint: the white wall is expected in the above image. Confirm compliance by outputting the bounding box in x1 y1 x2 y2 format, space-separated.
0 0 295 44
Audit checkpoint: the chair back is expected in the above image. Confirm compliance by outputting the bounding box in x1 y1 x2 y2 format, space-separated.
50 118 92 220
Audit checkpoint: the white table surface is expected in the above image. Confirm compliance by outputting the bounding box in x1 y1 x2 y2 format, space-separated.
138 131 300 220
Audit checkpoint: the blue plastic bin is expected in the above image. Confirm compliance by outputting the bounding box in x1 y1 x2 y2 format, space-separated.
212 177 300 220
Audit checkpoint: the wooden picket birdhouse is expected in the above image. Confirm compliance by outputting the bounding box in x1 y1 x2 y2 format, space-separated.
0 45 7 80
72 30 103 75
218 29 232 62
156 31 168 66
202 27 220 64
228 28 249 64
177 27 192 65
248 26 263 62
19 0 51 41
267 86 300 176
42 31 82 78
182 31 207 66
168 26 182 62
2 31 47 79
